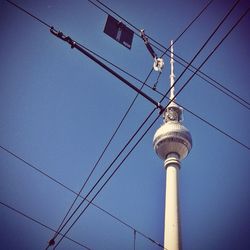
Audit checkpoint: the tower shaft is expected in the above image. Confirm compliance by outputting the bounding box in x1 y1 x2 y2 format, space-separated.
164 153 180 250
153 40 192 250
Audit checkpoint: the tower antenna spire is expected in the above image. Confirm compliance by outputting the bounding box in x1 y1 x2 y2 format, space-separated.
170 40 175 100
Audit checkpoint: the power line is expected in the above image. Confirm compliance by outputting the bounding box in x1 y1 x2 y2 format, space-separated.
74 40 250 150
1 2 174 249
76 32 250 111
51 0 212 242
5 0 248 154
4 0 249 243
0 145 166 249
6 0 52 28
4 1 249 248
50 27 164 110
51 107 159 248
49 68 154 244
88 0 250 109
50 7 237 241
53 3 247 247
0 200 91 249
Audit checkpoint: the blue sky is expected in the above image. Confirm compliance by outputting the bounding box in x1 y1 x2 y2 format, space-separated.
0 0 249 249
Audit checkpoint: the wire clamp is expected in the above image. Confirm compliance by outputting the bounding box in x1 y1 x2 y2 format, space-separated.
48 238 55 246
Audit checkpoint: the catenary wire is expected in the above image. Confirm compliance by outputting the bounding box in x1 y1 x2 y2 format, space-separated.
6 0 238 203
51 107 159 248
0 145 167 249
49 4 237 242
0 200 91 250
52 2 244 247
88 0 250 109
91 0 250 108
6 0 52 28
2 1 247 250
51 0 212 241
4 0 249 248
78 44 249 150
50 68 153 243
73 38 250 150
53 4 248 247
5 0 248 154
76 33 250 110
3 1 250 248
2 1 195 249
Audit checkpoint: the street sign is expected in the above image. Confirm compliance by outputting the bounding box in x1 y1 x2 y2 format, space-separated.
104 15 134 49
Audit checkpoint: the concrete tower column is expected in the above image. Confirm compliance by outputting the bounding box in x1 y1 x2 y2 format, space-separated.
164 153 181 250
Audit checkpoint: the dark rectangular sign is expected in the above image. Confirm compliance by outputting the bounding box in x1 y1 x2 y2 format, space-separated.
104 15 134 49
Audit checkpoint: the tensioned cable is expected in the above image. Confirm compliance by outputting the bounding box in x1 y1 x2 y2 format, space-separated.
54 9 249 248
4 1 249 248
76 42 249 150
0 200 91 249
4 0 249 248
76 33 250 111
51 0 213 242
53 2 246 247
2 2 157 246
69 6 250 150
5 0 248 167
6 0 52 28
3 1 206 249
51 107 159 248
48 69 153 245
0 145 167 249
48 38 250 150
49 2 240 244
90 0 250 108
88 0 250 109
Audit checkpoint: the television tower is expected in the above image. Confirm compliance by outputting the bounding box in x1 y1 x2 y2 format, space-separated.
153 41 192 250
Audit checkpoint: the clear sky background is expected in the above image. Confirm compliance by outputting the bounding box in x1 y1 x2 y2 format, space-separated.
0 0 249 249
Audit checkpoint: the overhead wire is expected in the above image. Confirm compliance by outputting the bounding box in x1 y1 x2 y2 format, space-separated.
5 0 248 163
0 200 91 249
2 1 167 249
51 107 159 248
76 33 250 111
47 1 232 246
4 0 250 249
6 0 52 28
73 39 250 150
49 68 154 245
88 0 250 110
91 0 250 108
53 1 246 247
50 0 213 242
49 32 250 150
0 144 166 249
71 4 250 149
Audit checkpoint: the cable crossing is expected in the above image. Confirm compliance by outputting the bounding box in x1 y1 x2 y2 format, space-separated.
47 2 223 241
6 0 249 150
4 1 250 249
52 2 247 247
0 200 91 249
0 144 165 249
88 0 250 110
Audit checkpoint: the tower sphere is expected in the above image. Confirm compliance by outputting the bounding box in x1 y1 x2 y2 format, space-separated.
153 120 192 161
